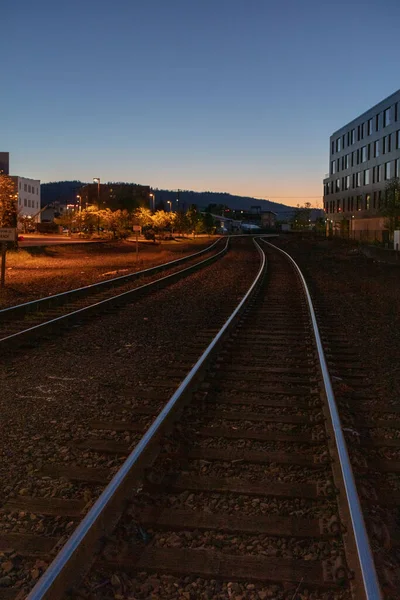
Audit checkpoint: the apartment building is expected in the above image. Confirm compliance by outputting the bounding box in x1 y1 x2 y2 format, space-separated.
323 89 400 240
10 176 42 224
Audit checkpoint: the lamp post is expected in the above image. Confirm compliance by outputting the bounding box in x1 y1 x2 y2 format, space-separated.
167 200 172 212
93 178 100 234
149 193 155 212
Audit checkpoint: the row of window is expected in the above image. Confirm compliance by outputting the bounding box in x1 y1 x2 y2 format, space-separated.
325 159 400 195
332 101 400 154
19 198 40 209
325 191 386 214
18 181 39 194
330 130 400 174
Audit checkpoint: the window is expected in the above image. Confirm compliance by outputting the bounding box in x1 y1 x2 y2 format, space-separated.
337 158 340 172
347 197 351 211
364 169 370 185
331 140 335 155
351 197 354 212
372 166 376 183
24 183 27 192
357 149 360 164
351 129 355 144
396 158 400 178
383 135 392 154
342 134 346 149
337 199 341 212
396 130 400 149
356 172 361 187
356 195 362 210
351 151 355 167
378 164 383 182
28 185 31 193
374 140 380 157
373 192 378 208
336 138 341 152
376 112 381 131
345 175 350 190
331 161 336 175
367 118 373 135
383 107 391 127
366 194 371 210
361 146 367 162
385 162 391 180
395 102 399 122
336 178 340 192
24 198 27 206
347 131 351 146
361 122 365 139
344 154 349 169
357 124 361 141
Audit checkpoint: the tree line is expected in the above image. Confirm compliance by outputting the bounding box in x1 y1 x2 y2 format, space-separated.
54 205 216 240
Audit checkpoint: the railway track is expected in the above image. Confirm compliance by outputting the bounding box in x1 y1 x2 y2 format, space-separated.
272 238 400 598
0 237 225 350
0 238 381 599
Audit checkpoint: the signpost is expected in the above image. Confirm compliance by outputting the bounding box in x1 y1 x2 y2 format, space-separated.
132 225 141 263
0 228 16 288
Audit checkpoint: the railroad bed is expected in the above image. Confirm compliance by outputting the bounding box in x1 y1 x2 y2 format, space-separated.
1 239 381 599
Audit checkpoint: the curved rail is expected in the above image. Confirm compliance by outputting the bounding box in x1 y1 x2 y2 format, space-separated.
0 237 222 322
261 239 382 600
0 238 228 345
27 238 266 600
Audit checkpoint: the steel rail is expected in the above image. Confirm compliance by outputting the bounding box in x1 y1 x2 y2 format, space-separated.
261 239 382 600
27 238 266 600
0 237 222 321
0 238 229 344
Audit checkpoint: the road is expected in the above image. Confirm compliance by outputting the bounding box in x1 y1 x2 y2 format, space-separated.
18 234 104 247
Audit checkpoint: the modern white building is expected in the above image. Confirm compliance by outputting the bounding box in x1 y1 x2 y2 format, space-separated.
10 176 42 225
323 89 400 241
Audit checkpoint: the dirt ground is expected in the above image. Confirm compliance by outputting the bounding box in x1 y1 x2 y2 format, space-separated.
0 238 216 309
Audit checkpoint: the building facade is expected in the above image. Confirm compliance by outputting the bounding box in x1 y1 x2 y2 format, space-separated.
11 176 42 225
323 90 400 240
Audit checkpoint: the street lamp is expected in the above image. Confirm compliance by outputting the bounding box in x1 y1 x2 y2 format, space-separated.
167 200 172 212
93 178 100 208
93 178 101 233
149 193 155 212
76 195 82 212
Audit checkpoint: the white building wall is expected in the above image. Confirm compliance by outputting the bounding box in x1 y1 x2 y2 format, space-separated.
12 176 41 223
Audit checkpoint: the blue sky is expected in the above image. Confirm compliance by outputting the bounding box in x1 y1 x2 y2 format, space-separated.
2 0 399 206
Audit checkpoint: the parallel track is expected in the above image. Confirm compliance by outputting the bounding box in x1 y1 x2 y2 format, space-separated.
0 238 381 599
0 238 226 350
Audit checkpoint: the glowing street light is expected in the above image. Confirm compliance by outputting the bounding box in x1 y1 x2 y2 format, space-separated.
149 193 155 212
167 200 172 212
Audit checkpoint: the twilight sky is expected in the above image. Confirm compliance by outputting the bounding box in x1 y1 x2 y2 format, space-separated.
2 0 399 207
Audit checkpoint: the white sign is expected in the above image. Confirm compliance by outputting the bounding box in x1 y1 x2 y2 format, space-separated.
0 228 16 242
132 225 141 232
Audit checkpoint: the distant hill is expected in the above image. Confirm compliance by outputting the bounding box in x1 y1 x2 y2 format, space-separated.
40 181 322 220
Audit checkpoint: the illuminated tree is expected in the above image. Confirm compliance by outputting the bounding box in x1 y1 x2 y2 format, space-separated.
134 207 153 227
380 177 400 239
0 172 17 227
